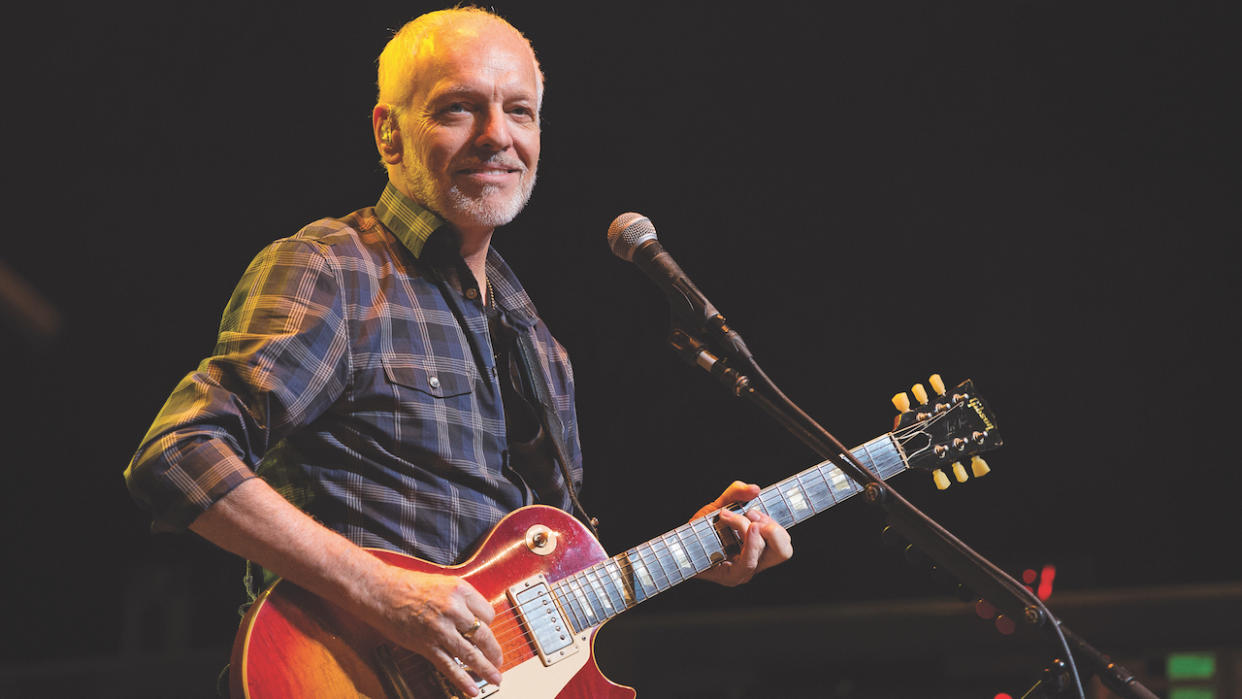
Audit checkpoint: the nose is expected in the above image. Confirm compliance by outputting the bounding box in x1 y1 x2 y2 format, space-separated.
475 104 513 153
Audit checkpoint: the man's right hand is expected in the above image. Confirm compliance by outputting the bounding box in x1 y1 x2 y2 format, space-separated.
363 567 503 695
189 477 504 698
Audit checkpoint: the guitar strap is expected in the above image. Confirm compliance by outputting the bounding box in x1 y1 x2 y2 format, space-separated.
511 328 601 539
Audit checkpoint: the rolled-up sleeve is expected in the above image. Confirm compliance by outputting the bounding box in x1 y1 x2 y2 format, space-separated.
125 237 351 531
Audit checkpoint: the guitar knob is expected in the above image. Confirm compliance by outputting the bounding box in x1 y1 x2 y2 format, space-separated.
952 461 968 483
971 456 991 478
932 469 951 490
929 374 946 395
892 392 911 413
912 383 929 405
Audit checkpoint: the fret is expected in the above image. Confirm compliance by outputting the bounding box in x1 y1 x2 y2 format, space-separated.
577 571 607 623
877 437 905 479
799 468 835 511
758 488 794 528
584 567 616 619
554 582 586 633
568 575 598 627
624 550 657 600
650 538 686 585
637 542 673 590
779 479 815 522
826 464 857 497
807 464 839 509
856 440 881 474
541 433 913 636
605 559 635 607
674 525 713 573
689 517 725 566
660 532 695 579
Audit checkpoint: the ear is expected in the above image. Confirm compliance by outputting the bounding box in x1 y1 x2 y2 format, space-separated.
372 104 402 164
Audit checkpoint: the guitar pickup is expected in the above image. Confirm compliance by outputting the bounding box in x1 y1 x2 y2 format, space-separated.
508 574 579 667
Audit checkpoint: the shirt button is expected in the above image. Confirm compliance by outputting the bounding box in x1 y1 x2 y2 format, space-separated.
465 288 479 300
428 376 441 389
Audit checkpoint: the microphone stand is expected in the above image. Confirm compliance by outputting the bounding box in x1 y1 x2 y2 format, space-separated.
667 320 1158 699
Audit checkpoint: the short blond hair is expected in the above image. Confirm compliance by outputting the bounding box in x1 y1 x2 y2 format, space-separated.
376 7 544 116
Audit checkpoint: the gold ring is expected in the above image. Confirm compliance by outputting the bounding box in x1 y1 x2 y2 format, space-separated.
461 617 482 641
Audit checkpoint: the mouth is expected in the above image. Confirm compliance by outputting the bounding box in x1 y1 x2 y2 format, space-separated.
456 163 523 182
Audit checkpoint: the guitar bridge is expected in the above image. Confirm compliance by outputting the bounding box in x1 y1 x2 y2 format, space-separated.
508 574 580 667
433 657 499 699
374 645 498 699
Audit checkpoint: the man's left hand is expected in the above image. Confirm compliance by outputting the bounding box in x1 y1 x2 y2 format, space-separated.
692 481 793 587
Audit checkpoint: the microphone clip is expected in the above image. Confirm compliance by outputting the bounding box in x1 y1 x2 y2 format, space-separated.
668 327 751 398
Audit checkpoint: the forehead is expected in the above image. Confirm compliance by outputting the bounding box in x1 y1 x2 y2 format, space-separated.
411 22 539 103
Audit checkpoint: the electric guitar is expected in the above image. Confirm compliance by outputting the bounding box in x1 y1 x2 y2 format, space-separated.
230 375 1002 698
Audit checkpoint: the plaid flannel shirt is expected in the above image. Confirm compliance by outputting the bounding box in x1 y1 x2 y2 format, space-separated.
125 184 582 565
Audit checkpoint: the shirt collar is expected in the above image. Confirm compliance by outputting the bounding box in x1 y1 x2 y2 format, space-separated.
372 183 542 330
374 182 444 259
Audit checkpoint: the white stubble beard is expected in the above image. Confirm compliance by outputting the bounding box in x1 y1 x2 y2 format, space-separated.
404 153 537 231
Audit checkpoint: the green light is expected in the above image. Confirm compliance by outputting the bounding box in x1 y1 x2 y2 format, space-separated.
1169 689 1214 699
1168 652 1215 680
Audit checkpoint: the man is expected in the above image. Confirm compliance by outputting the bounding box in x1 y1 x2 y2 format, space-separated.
125 8 791 697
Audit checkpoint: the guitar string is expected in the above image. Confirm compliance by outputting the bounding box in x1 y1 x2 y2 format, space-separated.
477 439 910 649
387 442 912 662
385 428 926 675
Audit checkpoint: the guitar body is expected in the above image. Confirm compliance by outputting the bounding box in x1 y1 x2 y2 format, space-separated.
230 505 636 698
230 376 1002 698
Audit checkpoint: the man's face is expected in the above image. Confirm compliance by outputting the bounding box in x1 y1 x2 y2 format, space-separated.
399 23 541 234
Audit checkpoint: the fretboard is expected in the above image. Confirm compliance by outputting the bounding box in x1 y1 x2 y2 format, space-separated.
550 434 907 633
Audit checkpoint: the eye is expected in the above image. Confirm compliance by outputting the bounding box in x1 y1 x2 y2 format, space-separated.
444 102 470 113
509 105 537 122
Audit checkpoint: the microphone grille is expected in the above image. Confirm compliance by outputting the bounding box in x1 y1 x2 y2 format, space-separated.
607 212 657 261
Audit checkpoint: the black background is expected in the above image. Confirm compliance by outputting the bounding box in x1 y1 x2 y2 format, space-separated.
2 0 1238 681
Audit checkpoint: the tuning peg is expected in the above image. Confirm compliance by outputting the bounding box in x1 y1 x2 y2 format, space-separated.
892 392 911 413
952 461 968 483
971 456 991 478
911 383 929 405
932 469 951 490
929 374 946 395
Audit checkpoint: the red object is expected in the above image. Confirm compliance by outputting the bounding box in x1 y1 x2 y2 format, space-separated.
231 506 635 698
975 599 997 620
1037 564 1057 600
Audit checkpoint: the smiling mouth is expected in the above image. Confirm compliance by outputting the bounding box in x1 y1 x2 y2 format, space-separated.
458 164 522 176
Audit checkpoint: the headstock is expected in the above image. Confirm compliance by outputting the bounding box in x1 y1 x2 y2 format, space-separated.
891 374 1002 490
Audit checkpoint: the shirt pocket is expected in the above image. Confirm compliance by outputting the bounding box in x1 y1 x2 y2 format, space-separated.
382 359 473 398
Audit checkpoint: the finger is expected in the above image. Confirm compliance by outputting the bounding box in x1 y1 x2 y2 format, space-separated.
714 481 760 507
754 519 794 572
458 580 497 624
468 621 504 670
445 629 503 688
429 646 488 698
735 513 767 575
716 507 751 538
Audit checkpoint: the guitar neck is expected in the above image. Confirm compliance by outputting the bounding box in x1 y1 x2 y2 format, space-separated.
550 434 908 632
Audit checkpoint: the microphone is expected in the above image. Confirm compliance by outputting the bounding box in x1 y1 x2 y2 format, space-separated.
607 212 751 360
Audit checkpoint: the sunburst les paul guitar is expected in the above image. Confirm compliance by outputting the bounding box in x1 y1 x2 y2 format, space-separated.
231 375 1002 698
